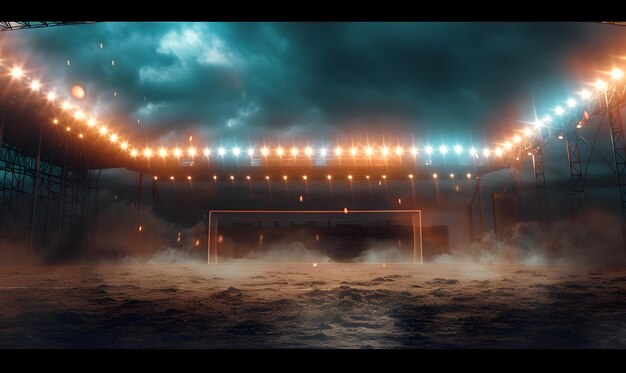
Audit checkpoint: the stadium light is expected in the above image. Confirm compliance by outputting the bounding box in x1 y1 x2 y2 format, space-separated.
10 67 23 78
611 68 624 80
567 98 577 108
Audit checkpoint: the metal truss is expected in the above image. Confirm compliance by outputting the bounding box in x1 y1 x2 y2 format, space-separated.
0 125 100 259
531 146 549 222
0 22 92 32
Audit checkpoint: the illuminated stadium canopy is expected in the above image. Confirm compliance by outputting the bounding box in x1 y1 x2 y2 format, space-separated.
0 59 620 180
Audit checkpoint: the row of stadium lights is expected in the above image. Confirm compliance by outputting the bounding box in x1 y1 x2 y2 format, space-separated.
3 63 621 163
155 172 473 181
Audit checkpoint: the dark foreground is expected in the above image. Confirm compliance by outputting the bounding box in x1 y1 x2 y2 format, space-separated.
0 262 625 348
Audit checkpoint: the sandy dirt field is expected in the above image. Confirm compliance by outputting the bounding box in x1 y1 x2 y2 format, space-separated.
1 262 625 348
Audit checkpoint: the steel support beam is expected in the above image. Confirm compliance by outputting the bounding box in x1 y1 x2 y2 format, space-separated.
531 147 549 222
607 104 626 219
564 126 586 226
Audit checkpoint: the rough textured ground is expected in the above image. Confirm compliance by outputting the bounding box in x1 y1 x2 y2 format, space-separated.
0 262 625 348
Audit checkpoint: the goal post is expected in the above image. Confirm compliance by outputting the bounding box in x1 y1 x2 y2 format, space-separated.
207 209 422 264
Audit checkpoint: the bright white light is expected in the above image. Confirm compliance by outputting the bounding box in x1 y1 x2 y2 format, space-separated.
120 141 129 150
87 118 96 127
365 146 373 156
350 147 358 157
432 173 438 179
542 115 553 124
580 89 592 100
495 147 503 157
595 79 608 90
534 119 543 128
188 147 196 157
98 126 107 135
30 80 41 91
567 98 577 108
395 146 403 156
611 68 624 80
290 147 298 157
218 147 226 156
261 147 269 156
348 175 353 180
466 173 472 179
408 174 414 179
327 175 332 180
61 101 71 111
144 148 152 158
504 141 512 150
482 148 491 157
231 175 235 180
469 147 478 157
454 145 463 154
319 148 327 157
524 127 533 137
232 147 241 156
410 146 418 156
334 147 342 157
555 106 565 116
381 146 389 157
439 145 448 155
513 134 521 143
109 134 118 143
450 173 455 179
204 148 211 157
174 148 182 157
305 146 313 156
46 91 56 101
558 134 564 140
247 176 251 180
425 145 433 155
276 147 284 156
302 175 307 180
283 175 288 180
74 110 84 120
247 147 254 156
160 148 168 157
10 67 23 78
130 149 138 157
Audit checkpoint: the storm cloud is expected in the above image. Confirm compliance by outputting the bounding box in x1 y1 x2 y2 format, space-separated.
4 22 625 145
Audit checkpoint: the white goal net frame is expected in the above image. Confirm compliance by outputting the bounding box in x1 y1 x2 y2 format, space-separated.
207 209 422 264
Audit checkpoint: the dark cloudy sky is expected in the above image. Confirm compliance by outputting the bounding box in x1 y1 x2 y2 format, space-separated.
3 22 626 147
3 22 626 241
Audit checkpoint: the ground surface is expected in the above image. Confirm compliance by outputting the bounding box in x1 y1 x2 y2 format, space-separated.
1 262 625 348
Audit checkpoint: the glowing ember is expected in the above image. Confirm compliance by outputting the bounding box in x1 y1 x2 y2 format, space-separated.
70 84 86 100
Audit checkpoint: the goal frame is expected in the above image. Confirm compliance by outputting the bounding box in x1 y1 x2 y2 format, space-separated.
207 209 422 264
